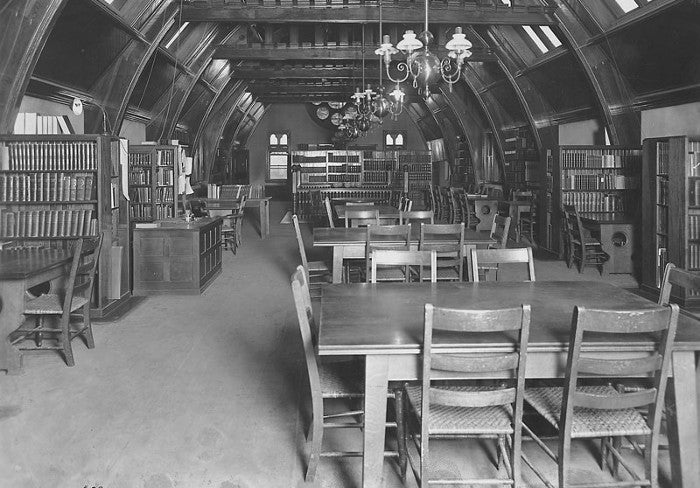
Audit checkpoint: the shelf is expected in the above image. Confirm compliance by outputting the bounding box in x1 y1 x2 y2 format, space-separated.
562 189 630 192
6 235 99 240
1 200 98 205
0 169 97 174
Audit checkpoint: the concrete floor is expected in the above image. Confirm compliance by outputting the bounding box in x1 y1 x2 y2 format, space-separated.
0 201 671 488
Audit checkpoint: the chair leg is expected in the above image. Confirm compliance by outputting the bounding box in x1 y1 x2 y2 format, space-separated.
60 316 75 367
394 388 407 479
34 316 43 347
306 410 323 482
82 306 95 349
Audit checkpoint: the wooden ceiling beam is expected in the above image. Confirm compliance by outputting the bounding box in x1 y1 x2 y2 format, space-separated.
233 67 382 79
182 5 557 25
213 45 496 61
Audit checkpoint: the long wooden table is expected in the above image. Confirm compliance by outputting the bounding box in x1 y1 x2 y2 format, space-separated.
318 281 700 488
202 197 271 239
313 227 494 283
0 248 73 374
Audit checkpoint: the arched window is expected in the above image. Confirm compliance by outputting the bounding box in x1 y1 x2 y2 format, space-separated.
384 131 406 150
268 132 289 181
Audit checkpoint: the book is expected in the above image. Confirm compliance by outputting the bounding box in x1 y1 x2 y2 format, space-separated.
85 175 94 200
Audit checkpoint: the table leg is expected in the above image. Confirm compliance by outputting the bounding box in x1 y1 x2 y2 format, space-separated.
0 280 27 374
363 355 390 488
260 200 269 239
669 351 700 487
332 246 344 284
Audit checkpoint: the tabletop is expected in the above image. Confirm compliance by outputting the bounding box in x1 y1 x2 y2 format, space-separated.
319 281 700 355
313 227 493 246
0 248 73 280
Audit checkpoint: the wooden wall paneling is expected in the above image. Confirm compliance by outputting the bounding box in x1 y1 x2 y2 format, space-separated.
0 0 68 134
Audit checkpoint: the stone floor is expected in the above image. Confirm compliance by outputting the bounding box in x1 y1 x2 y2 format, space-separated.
0 201 672 488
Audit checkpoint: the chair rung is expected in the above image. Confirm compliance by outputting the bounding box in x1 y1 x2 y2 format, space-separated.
324 422 364 429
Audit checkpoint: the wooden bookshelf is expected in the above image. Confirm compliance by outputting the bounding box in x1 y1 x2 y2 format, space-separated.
502 126 539 193
0 134 131 318
641 135 700 305
544 145 642 255
127 144 179 222
450 136 473 187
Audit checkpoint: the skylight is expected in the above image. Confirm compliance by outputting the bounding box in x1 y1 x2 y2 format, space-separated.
165 22 190 49
615 0 639 13
540 26 562 47
523 26 548 54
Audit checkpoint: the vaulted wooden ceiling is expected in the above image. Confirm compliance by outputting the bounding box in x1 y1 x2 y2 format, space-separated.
0 0 698 179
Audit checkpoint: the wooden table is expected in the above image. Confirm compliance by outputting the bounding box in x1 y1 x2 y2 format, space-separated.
202 197 271 239
318 281 700 488
0 248 73 374
313 227 494 283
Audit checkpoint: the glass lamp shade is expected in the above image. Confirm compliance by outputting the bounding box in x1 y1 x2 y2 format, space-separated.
396 30 423 53
445 27 472 53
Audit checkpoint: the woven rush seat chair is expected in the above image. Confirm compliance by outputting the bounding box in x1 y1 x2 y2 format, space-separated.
401 303 531 487
291 266 406 482
522 304 679 488
562 204 609 275
418 223 464 281
12 234 104 366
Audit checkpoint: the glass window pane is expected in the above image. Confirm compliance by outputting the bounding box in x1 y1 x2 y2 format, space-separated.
269 134 278 146
386 134 394 146
539 26 562 48
395 134 404 146
615 0 639 13
523 26 548 54
279 134 288 145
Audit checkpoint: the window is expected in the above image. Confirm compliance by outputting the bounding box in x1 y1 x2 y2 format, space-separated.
165 22 190 49
268 132 289 182
539 26 562 48
615 0 640 13
523 26 549 54
522 25 563 55
384 131 406 150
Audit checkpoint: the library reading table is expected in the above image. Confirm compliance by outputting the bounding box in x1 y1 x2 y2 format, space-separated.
319 281 700 488
0 248 73 374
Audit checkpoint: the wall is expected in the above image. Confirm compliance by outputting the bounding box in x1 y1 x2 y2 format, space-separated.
245 103 426 186
641 101 700 141
558 119 606 145
119 119 147 145
18 95 84 134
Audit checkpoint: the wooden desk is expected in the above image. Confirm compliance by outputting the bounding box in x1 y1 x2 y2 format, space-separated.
202 197 271 239
0 249 73 374
319 281 700 488
313 227 494 283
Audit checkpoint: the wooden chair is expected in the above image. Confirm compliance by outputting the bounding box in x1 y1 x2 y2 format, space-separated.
562 204 609 275
399 210 434 225
365 224 411 282
523 304 679 488
474 199 498 232
345 208 380 228
401 303 531 487
419 223 464 281
518 194 537 247
13 234 104 366
659 263 700 305
470 247 536 282
370 250 437 283
221 196 247 254
429 186 441 221
291 267 406 481
438 187 452 223
489 214 511 249
292 214 330 287
449 187 465 224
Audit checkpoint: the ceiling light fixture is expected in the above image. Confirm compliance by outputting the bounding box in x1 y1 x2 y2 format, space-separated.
375 0 472 99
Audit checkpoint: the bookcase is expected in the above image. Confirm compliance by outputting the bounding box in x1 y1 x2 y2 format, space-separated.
127 144 179 222
502 127 539 193
291 150 433 217
544 145 642 255
641 135 700 305
450 136 473 187
0 134 131 318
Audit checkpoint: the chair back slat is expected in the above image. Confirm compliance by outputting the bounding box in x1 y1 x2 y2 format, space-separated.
419 223 464 280
430 387 516 409
573 389 657 411
292 214 309 270
370 249 436 283
576 307 674 334
659 263 700 305
431 352 520 373
470 247 535 282
345 209 380 228
432 305 527 333
324 197 335 228
577 355 663 376
400 210 434 225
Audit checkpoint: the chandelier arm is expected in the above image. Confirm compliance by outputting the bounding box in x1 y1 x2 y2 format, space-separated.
385 61 411 84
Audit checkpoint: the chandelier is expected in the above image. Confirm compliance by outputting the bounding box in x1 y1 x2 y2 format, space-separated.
375 0 472 99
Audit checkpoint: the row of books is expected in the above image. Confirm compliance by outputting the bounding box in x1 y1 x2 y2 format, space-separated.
0 172 94 202
687 214 700 240
656 141 670 174
328 154 361 163
688 141 700 176
562 191 625 213
130 204 154 220
299 166 327 173
399 163 431 173
13 113 73 135
129 168 151 185
328 174 360 182
156 168 175 186
686 243 700 270
364 160 395 171
562 174 637 190
328 164 362 173
129 187 152 202
156 187 174 203
656 178 669 206
0 141 97 171
561 150 642 169
0 209 97 238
